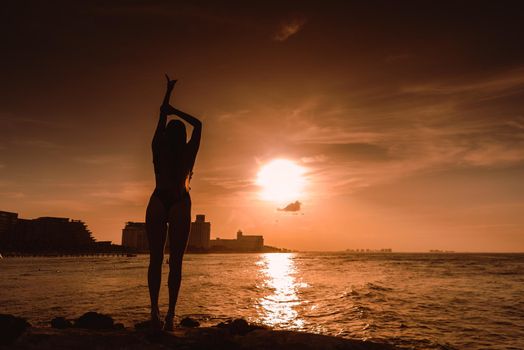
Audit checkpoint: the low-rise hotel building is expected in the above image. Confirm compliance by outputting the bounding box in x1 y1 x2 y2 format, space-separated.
209 230 264 251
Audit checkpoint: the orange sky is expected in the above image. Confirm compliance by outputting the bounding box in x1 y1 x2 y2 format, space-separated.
1 1 523 251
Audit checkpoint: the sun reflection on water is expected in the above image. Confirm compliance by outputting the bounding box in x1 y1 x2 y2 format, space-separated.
257 253 306 329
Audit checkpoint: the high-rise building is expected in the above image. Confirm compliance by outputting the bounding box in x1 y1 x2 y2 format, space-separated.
121 222 148 252
188 214 211 250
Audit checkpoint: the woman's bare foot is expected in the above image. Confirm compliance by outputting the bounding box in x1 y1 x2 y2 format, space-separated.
151 308 163 330
163 313 174 331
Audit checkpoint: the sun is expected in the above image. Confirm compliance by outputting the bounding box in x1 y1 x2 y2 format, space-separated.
256 159 306 204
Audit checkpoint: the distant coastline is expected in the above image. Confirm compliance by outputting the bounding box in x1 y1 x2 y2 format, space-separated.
1 211 293 256
0 245 293 257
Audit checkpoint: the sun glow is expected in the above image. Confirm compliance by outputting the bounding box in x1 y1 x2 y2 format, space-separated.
256 159 306 204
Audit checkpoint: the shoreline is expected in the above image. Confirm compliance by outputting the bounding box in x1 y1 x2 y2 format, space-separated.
0 247 292 258
7 327 396 350
3 251 523 258
1 314 396 350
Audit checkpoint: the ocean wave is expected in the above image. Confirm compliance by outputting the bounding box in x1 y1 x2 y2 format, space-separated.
1 253 523 350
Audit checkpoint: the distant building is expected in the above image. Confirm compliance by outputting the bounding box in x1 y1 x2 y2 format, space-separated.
345 248 393 253
0 211 18 251
121 222 148 252
188 215 210 250
3 214 95 252
19 217 95 251
122 215 211 252
209 230 264 251
120 216 264 253
236 230 264 251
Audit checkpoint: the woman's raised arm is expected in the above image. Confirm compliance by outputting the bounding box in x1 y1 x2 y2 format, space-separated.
167 105 202 160
167 106 202 129
153 75 177 145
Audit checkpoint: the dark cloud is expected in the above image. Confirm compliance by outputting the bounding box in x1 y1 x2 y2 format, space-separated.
278 201 301 212
274 15 307 41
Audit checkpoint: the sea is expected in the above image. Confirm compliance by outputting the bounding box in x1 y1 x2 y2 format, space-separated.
1 252 523 349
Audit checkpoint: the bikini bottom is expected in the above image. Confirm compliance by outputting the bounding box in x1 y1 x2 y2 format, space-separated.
152 188 189 212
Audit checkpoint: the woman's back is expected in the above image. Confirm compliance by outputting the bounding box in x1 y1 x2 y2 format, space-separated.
152 135 193 192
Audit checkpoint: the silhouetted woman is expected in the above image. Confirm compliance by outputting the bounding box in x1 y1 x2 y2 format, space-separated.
146 75 202 330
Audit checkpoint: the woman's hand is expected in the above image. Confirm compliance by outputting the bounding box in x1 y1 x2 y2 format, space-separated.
161 74 178 114
165 74 177 90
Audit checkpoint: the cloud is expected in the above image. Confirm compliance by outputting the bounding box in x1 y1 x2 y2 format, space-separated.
27 199 92 213
216 110 250 122
274 16 307 42
0 191 25 199
462 141 524 166
88 181 150 206
385 53 413 63
259 76 524 200
278 201 301 212
400 68 524 96
73 154 132 166
11 138 62 149
0 113 66 128
301 155 327 163
201 176 253 191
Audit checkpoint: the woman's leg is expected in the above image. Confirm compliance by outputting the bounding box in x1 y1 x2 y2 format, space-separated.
146 194 168 328
165 194 192 327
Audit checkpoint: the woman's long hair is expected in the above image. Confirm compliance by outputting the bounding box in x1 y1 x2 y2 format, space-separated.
165 119 187 154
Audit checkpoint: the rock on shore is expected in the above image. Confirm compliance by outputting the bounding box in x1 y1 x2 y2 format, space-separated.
6 327 396 350
0 314 31 345
1 313 396 350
